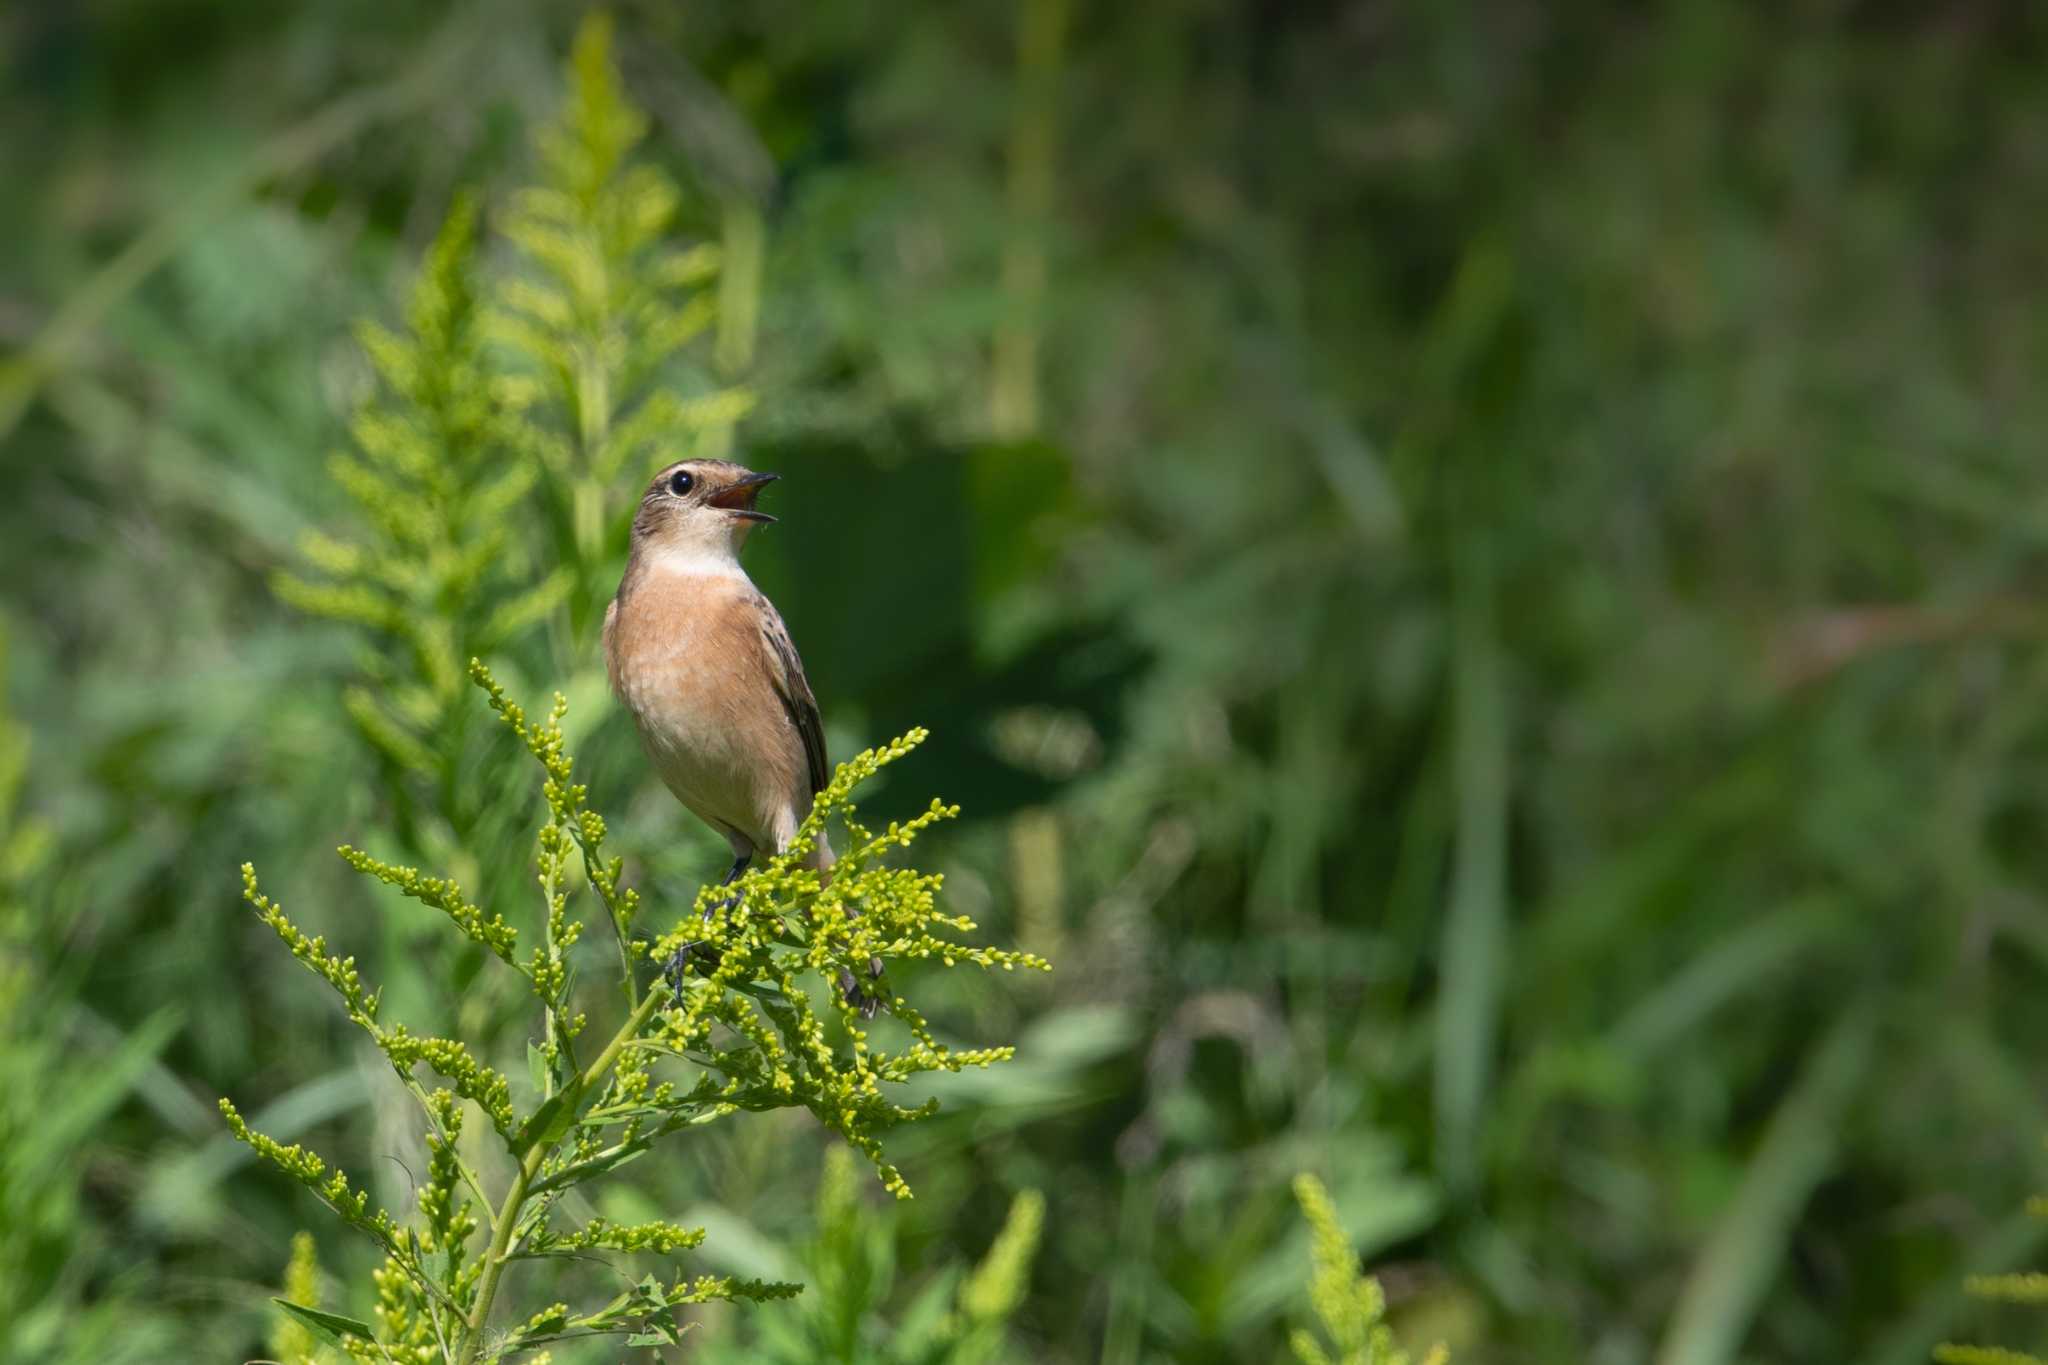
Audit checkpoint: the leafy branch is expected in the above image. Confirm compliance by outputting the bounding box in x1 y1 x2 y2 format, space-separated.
223 665 1046 1362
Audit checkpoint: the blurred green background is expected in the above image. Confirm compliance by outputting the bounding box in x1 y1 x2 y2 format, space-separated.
7 2 2048 1361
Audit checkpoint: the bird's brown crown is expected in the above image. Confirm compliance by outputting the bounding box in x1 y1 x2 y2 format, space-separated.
630 460 780 542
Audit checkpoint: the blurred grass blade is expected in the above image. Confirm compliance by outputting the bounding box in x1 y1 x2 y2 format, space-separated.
1609 896 1843 1061
1435 538 1509 1196
76 1004 218 1138
989 0 1068 440
1655 1007 1876 1365
1100 1171 1157 1365
17 1007 181 1179
1306 396 1405 546
1378 731 1451 1001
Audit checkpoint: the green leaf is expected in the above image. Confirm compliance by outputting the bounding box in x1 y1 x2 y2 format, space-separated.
626 1323 692 1347
515 1079 582 1155
528 1040 548 1096
271 1299 377 1349
528 1139 653 1196
1432 540 1508 1197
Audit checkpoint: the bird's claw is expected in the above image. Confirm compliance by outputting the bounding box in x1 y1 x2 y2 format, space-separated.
667 868 883 1019
838 965 883 1020
662 940 722 998
662 879 748 999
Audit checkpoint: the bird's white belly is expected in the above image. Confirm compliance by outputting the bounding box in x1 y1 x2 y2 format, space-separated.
617 641 771 851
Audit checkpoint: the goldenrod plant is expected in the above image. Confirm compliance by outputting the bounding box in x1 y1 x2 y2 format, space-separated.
1938 1335 2048 1365
271 1232 336 1365
234 17 1055 1357
272 191 556 799
222 662 1047 1362
491 13 753 606
275 12 739 825
1290 1175 1446 1365
1936 1259 2048 1365
25 5 2048 1362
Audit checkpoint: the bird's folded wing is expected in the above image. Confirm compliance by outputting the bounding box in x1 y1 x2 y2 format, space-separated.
756 596 829 798
600 597 621 699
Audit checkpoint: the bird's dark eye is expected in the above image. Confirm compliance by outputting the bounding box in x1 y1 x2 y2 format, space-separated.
667 469 694 496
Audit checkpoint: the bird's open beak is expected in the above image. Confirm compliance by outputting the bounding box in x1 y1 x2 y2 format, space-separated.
708 471 779 523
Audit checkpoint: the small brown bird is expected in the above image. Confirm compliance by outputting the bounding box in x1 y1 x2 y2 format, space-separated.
603 459 876 1007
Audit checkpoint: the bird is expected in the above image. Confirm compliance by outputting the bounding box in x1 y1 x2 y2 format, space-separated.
602 458 879 1012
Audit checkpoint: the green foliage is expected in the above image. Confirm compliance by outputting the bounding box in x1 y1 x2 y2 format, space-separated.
215 21 1044 1359
1288 1175 1444 1365
958 1183 1045 1331
0 631 49 1010
0 626 179 1363
493 12 752 578
273 192 559 790
222 663 1038 1361
697 1144 1046 1365
630 718 1047 1199
272 11 740 840
272 1231 338 1365
22 4 2048 1362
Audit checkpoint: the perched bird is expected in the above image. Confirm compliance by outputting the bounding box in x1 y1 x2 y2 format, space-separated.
603 459 877 1009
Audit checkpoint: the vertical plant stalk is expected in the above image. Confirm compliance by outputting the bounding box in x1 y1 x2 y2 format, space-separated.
706 197 763 460
717 199 763 378
1433 536 1509 1197
990 0 1068 441
1008 807 1066 966
572 352 611 566
1099 1169 1157 1365
1655 1009 1875 1365
456 987 666 1365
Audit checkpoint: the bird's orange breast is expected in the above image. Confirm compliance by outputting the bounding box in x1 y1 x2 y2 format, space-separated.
604 570 810 853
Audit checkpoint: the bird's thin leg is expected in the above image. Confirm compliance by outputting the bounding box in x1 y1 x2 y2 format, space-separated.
664 853 752 997
835 903 886 1019
707 852 751 921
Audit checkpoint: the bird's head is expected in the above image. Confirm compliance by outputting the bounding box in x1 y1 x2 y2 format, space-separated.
629 459 780 564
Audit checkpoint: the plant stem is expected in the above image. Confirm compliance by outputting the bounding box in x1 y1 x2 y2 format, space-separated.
455 987 665 1365
716 198 762 379
567 827 637 1008
990 0 1066 441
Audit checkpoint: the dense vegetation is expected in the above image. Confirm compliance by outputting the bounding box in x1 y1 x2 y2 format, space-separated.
7 2 2048 1360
